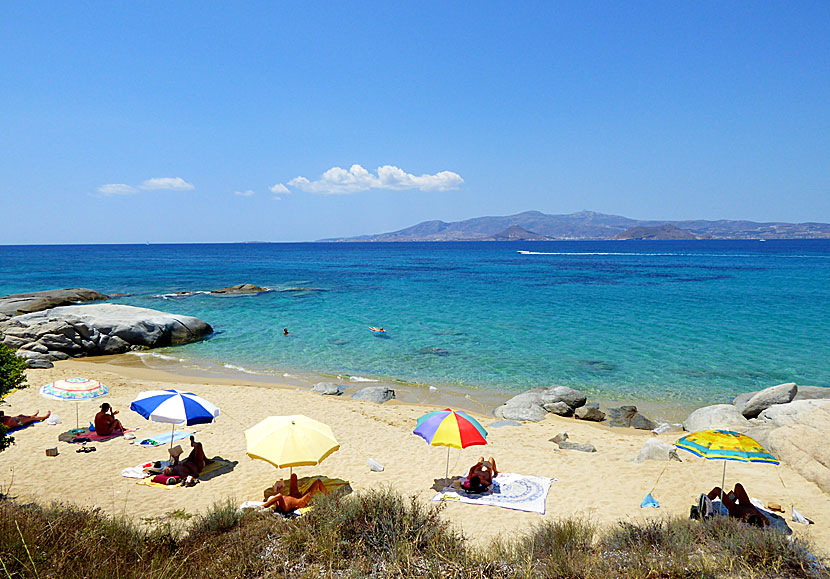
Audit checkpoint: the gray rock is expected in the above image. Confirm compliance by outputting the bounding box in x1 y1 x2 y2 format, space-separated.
683 404 750 432
38 333 82 351
754 400 830 426
210 284 268 295
311 382 343 396
633 438 681 463
793 386 830 401
98 334 131 354
351 386 396 404
495 404 548 422
630 413 658 431
543 401 573 416
26 357 54 369
548 433 595 452
733 391 756 411
0 288 109 316
500 390 545 408
549 386 587 409
46 351 71 361
574 406 605 422
488 420 523 429
608 405 638 427
741 383 797 418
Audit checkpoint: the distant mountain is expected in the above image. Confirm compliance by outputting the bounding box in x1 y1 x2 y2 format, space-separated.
612 225 702 240
320 210 830 241
486 225 551 241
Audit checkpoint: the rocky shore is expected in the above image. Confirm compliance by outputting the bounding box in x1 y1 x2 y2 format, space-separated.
0 289 213 369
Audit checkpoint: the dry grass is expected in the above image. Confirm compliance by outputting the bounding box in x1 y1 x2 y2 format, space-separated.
0 491 826 579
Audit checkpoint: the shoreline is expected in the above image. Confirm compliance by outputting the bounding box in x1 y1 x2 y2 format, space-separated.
114 350 699 424
3 358 830 549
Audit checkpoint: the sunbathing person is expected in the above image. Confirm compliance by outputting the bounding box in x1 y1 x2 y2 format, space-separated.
0 410 50 429
94 403 125 436
163 436 210 482
463 456 498 492
262 473 328 512
706 483 769 527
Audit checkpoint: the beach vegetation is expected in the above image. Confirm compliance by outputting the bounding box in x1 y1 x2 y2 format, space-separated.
0 490 825 578
0 344 28 453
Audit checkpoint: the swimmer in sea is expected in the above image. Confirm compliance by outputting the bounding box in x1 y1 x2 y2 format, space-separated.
283 328 289 335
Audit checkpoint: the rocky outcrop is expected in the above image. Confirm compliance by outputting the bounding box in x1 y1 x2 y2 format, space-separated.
793 386 830 401
607 405 657 430
351 387 396 404
550 433 596 453
0 289 109 316
736 382 797 418
682 404 750 433
493 385 588 422
0 304 212 368
210 284 269 295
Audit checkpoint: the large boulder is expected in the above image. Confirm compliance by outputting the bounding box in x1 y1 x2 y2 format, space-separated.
753 400 830 427
0 288 109 316
739 383 797 418
607 405 638 427
630 413 658 431
494 404 548 422
351 387 395 404
311 382 343 396
683 404 750 433
548 386 587 409
633 438 681 463
0 303 212 362
574 406 605 422
543 401 573 416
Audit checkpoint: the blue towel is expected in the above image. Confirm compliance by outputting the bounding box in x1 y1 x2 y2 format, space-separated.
641 493 660 508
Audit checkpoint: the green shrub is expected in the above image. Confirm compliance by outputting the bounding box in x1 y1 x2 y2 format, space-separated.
0 343 28 453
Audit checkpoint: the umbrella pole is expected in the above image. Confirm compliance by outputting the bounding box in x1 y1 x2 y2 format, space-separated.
720 461 726 506
76 402 79 430
445 447 450 487
170 424 175 450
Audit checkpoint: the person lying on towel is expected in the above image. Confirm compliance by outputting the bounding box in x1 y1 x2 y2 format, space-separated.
262 473 327 513
703 483 769 527
463 456 498 493
159 436 211 485
0 410 50 429
94 403 126 436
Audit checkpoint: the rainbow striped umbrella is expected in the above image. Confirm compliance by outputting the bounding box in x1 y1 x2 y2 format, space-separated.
40 378 109 430
414 409 487 484
676 430 778 500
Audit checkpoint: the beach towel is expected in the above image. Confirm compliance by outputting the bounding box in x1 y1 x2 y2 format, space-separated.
60 427 134 444
134 459 235 488
262 475 352 501
139 430 193 446
431 473 555 514
137 477 182 489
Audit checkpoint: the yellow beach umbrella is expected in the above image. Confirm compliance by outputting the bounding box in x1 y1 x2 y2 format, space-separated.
245 415 339 477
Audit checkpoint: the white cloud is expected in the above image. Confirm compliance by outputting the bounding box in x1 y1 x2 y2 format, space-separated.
234 190 256 197
285 164 464 195
269 183 290 194
139 177 195 191
96 183 138 196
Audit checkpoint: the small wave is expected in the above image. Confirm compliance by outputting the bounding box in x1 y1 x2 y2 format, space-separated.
128 351 183 362
283 373 300 379
223 363 258 374
339 375 379 383
151 291 211 299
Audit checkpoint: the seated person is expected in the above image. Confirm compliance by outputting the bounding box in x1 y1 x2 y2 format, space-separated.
0 410 50 429
162 436 210 483
94 403 125 436
705 483 769 527
463 456 498 493
262 473 327 513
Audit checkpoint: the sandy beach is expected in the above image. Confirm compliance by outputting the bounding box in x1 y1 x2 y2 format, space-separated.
2 359 829 550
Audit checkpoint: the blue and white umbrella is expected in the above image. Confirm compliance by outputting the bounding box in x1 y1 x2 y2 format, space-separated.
130 389 220 447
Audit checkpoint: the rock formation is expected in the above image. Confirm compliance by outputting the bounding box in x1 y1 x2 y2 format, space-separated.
210 284 269 295
493 385 588 422
351 386 396 404
0 288 108 317
0 302 212 368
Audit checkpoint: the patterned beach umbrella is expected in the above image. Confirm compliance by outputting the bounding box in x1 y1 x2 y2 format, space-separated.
676 430 778 500
40 378 109 429
245 415 339 476
130 389 220 447
414 408 487 484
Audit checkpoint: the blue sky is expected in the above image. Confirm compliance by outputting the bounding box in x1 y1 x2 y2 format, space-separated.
1 2 828 243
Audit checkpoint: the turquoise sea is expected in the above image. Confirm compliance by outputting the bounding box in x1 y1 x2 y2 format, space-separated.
1 241 828 406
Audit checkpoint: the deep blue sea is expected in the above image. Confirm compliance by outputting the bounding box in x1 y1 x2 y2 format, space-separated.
1 241 828 406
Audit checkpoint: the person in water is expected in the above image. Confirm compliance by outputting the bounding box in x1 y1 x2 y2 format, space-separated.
0 410 50 429
262 473 328 512
94 403 125 436
283 328 289 335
